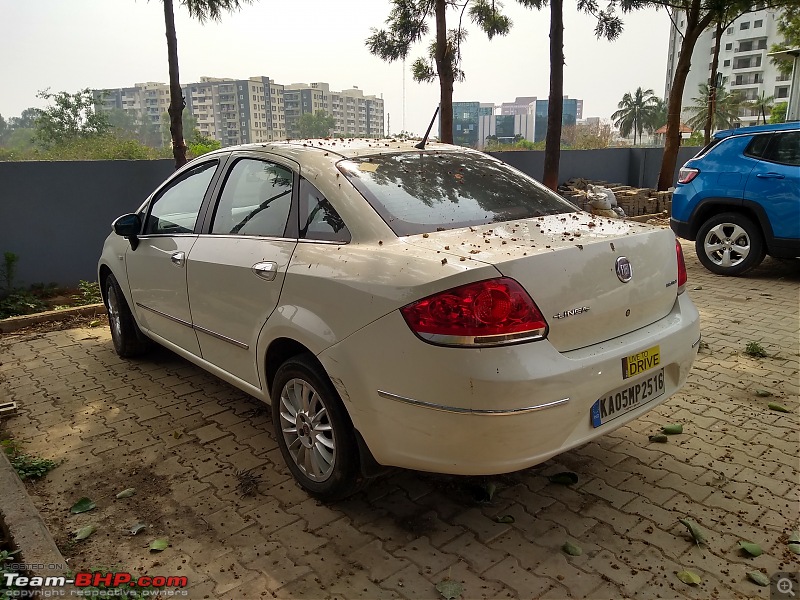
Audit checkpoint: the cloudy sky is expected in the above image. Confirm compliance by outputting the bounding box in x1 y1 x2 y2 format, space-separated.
1 0 672 134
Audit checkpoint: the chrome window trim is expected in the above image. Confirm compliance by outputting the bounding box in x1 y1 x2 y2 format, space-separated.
377 390 569 415
195 233 297 243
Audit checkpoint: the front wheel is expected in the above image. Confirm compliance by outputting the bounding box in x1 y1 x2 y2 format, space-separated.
104 273 151 357
271 354 361 501
695 213 765 276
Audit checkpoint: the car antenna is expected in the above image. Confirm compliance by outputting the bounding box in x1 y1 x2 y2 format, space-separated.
415 106 439 150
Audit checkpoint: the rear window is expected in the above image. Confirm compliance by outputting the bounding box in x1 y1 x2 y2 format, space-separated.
338 151 574 236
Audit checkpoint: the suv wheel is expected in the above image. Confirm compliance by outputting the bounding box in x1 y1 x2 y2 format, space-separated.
695 212 765 276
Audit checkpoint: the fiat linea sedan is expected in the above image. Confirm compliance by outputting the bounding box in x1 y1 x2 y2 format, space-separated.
99 139 700 500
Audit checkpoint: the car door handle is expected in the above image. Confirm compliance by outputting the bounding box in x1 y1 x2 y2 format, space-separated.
170 251 186 267
252 261 278 281
756 172 785 179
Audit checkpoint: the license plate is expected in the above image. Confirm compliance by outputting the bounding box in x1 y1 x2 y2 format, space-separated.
591 368 665 428
621 345 660 379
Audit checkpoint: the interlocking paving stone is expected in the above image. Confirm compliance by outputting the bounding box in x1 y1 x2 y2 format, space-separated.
0 245 797 599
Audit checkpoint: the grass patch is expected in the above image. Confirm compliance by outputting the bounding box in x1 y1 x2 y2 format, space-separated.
744 341 768 358
1 433 58 480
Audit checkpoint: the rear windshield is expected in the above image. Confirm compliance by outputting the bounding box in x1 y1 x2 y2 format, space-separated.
338 150 575 236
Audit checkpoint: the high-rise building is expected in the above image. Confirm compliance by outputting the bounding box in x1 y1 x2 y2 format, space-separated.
95 77 383 146
665 8 793 126
533 98 579 142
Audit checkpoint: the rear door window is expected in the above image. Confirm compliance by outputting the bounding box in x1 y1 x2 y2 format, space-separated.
743 134 773 159
763 131 800 166
339 151 574 236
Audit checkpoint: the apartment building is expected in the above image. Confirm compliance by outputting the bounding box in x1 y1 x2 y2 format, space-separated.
95 78 382 146
284 82 385 138
665 7 793 126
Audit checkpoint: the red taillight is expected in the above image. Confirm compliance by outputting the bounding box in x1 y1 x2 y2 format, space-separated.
676 240 687 293
678 167 699 184
400 278 548 346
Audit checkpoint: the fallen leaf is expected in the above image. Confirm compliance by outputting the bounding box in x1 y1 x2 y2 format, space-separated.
130 523 147 536
74 525 96 541
562 541 582 556
754 389 772 397
648 434 668 443
493 515 515 524
435 578 463 599
70 497 96 514
88 320 101 327
484 482 497 501
662 424 683 435
676 570 701 585
172 430 183 439
678 518 706 545
739 541 762 556
747 571 769 587
548 472 579 486
768 403 791 413
149 539 169 552
116 488 136 499
789 530 800 544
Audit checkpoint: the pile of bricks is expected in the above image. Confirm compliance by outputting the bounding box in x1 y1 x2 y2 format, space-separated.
558 178 672 217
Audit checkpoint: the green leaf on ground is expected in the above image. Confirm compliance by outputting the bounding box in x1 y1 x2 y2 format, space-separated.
493 515 515 524
130 523 146 536
739 541 762 556
676 570 701 585
70 497 96 514
149 538 168 552
562 541 582 556
74 525 96 541
678 518 706 545
547 472 579 486
88 320 101 327
754 389 772 397
648 434 668 443
115 488 136 499
435 578 463 599
767 403 791 413
747 571 770 587
662 424 683 435
788 530 800 554
484 482 497 501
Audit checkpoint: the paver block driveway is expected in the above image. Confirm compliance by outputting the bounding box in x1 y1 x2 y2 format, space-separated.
1 244 798 599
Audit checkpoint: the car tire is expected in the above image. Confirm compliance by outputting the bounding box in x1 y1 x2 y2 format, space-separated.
271 354 362 501
695 212 766 276
104 273 151 358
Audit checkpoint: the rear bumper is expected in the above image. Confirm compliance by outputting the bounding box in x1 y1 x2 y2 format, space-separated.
319 293 701 476
670 218 693 241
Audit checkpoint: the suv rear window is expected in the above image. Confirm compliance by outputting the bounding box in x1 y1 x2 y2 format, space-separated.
338 151 574 236
744 133 772 159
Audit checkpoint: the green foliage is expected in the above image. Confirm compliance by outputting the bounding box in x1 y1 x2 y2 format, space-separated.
685 131 705 146
744 341 767 358
769 102 788 124
161 111 200 147
107 108 162 147
611 87 661 145
34 88 111 148
0 291 46 319
188 135 222 157
0 134 172 161
770 5 800 75
296 111 335 138
76 281 102 305
685 79 742 132
743 91 774 125
1 433 57 480
1 252 19 292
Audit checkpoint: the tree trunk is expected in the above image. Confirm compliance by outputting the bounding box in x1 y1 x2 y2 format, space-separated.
434 0 454 144
164 0 187 169
704 20 723 146
543 0 563 191
657 3 714 191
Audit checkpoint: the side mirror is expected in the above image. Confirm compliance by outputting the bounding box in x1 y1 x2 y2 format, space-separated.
113 213 142 250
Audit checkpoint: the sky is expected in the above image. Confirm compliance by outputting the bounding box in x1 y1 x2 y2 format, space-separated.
0 0 672 135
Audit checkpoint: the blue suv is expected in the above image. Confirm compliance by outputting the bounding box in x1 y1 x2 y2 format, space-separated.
671 122 799 276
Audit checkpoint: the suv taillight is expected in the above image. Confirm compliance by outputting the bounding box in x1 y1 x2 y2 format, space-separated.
400 278 548 346
678 167 699 184
676 240 687 293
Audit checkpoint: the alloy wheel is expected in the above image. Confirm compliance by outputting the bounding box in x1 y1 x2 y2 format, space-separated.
703 222 751 268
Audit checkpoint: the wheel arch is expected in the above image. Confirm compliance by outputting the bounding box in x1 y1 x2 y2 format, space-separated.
689 199 775 251
265 337 320 395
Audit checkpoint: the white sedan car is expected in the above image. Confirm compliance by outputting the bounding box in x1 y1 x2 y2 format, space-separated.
99 139 700 500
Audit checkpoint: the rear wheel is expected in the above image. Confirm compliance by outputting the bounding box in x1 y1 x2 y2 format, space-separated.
104 274 151 357
695 213 765 276
271 354 361 501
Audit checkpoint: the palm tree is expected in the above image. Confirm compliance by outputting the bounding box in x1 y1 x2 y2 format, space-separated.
685 80 742 132
611 87 660 146
744 91 774 125
163 0 251 169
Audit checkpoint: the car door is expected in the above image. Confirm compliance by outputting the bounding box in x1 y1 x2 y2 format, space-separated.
744 131 800 240
186 154 298 388
126 159 222 356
